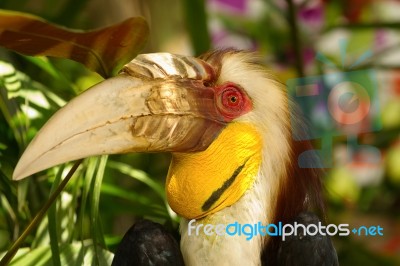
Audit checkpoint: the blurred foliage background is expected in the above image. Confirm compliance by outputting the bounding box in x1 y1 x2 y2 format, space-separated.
0 0 399 265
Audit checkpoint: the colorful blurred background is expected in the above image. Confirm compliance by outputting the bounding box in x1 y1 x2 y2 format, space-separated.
0 0 399 265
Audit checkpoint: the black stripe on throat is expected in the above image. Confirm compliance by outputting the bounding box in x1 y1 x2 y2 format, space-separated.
201 159 248 212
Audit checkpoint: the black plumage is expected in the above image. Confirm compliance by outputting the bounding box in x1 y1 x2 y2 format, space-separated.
275 212 339 266
111 219 184 266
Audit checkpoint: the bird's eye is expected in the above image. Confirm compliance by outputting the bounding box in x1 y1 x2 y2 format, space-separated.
222 87 243 108
215 82 252 121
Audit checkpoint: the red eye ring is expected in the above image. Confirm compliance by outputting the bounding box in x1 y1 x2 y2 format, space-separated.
215 82 252 121
221 87 243 108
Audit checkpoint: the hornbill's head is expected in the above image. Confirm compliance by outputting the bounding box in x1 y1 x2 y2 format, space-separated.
13 50 324 265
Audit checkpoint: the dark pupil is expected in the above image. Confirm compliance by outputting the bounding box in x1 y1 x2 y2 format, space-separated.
230 96 237 103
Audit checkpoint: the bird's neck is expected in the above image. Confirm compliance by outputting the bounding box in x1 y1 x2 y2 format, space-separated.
179 170 270 266
164 122 268 265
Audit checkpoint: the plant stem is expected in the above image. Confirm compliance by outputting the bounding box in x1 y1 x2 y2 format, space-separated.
0 160 83 266
286 0 305 77
182 0 211 55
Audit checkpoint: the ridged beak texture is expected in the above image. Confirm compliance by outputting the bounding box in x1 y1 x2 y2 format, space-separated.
13 53 225 180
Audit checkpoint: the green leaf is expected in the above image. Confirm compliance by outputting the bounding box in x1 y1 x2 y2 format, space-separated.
107 161 165 200
0 161 82 265
90 155 107 264
9 246 52 266
0 60 67 150
3 241 113 266
22 56 61 80
78 158 97 241
0 61 28 148
182 0 210 55
47 166 64 266
59 241 113 266
100 183 170 218
0 9 149 78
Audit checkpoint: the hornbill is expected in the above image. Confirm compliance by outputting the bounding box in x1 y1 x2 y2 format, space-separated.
13 49 338 265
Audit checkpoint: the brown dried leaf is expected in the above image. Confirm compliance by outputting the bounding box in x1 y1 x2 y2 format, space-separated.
0 10 149 78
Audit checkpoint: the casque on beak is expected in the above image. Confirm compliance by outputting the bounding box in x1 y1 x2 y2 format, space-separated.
13 53 225 180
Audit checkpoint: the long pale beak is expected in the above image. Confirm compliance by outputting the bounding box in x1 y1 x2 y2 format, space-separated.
13 53 224 180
